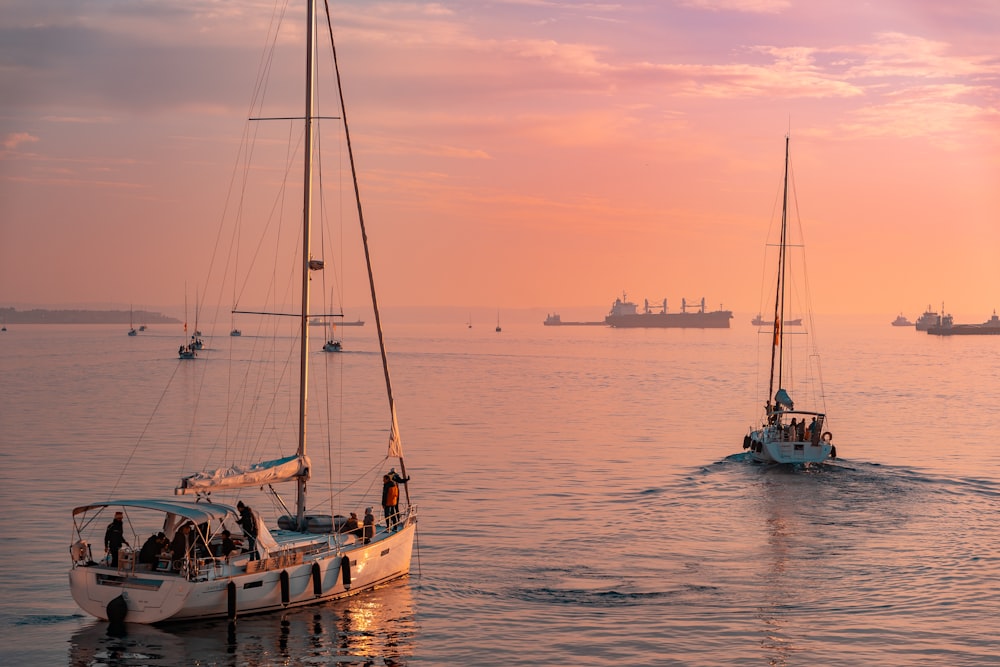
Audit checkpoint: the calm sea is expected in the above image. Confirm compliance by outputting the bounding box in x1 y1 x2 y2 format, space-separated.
2 316 999 666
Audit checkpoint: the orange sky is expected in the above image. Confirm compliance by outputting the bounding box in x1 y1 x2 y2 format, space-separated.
2 0 998 318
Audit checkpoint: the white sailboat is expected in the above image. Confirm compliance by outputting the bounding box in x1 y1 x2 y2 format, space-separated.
323 321 342 352
178 289 197 359
743 136 836 465
69 0 416 623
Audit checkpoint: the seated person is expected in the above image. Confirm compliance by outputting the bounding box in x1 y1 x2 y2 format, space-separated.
217 529 239 561
340 512 361 537
138 532 167 567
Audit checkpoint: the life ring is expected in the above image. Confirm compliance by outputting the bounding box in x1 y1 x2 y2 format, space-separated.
822 432 833 442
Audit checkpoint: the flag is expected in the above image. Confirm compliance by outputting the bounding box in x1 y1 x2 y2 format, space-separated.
772 316 780 346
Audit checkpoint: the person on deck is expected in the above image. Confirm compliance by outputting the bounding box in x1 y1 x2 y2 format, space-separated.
382 474 400 532
169 523 195 564
218 529 238 561
237 501 259 560
362 507 375 544
104 512 129 567
388 467 410 485
138 532 166 566
340 512 361 537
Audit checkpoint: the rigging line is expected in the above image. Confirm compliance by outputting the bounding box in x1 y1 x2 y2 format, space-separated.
201 0 290 339
322 0 408 499
108 360 186 500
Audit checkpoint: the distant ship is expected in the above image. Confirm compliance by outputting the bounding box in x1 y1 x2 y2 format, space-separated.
543 313 604 326
891 313 914 327
605 293 733 329
926 311 1000 336
751 313 802 326
309 317 365 327
914 305 940 331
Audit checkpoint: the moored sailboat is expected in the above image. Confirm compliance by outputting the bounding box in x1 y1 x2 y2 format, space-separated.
69 0 416 623
743 136 835 465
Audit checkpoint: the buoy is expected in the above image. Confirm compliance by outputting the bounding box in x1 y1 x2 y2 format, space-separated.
340 556 351 588
312 562 322 596
227 581 237 620
280 570 290 606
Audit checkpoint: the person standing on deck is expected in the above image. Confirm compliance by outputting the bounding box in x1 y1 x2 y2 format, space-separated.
104 512 129 567
237 501 259 560
381 474 400 532
362 507 375 544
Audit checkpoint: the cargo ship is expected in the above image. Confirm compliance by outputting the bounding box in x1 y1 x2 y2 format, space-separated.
914 305 940 331
605 293 732 328
543 313 605 326
926 311 1000 336
752 313 802 326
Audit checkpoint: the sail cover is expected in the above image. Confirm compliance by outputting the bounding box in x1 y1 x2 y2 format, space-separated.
175 455 311 495
774 388 794 409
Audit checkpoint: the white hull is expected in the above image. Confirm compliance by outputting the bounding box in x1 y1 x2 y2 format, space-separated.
747 426 832 464
70 520 415 624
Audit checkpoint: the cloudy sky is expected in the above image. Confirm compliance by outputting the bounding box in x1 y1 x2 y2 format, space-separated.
1 0 998 318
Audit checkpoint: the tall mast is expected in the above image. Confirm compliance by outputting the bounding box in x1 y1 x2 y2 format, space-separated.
767 135 790 405
296 0 317 529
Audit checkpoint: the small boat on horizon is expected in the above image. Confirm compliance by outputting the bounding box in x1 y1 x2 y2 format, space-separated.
751 313 802 327
891 313 914 327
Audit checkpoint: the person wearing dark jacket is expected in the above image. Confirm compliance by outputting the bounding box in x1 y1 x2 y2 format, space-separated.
340 512 361 537
237 501 259 560
170 523 194 563
104 512 129 567
138 532 166 566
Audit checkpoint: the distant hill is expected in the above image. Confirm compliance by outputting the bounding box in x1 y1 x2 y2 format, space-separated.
0 307 180 325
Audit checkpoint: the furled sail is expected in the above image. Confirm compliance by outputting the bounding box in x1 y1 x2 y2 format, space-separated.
388 404 404 458
174 455 311 495
774 388 794 410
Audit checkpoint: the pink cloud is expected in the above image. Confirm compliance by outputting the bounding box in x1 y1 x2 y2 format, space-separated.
3 132 40 151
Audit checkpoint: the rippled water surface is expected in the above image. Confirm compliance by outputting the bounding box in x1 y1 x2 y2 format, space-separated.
2 316 999 665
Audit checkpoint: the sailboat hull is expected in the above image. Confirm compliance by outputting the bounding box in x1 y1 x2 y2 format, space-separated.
69 520 415 624
746 426 832 465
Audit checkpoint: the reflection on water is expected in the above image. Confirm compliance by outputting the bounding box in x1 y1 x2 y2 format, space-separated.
68 579 415 666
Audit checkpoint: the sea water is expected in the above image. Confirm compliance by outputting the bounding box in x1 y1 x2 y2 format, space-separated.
1 316 999 665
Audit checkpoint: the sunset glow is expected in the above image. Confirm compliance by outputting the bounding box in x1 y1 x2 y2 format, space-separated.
2 1 998 317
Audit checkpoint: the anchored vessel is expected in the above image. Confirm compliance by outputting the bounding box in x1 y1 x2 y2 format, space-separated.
914 305 941 331
69 0 416 623
752 313 802 326
605 294 732 328
743 136 835 465
926 311 1000 335
543 313 605 326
